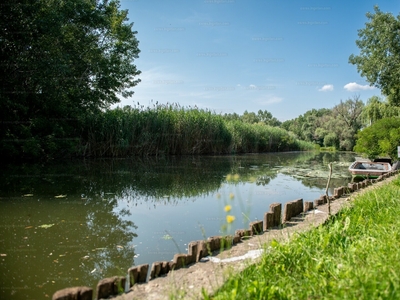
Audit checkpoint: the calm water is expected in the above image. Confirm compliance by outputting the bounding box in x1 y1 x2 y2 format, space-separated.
0 152 356 299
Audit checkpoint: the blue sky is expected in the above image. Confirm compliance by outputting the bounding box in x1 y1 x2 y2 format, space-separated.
116 0 400 121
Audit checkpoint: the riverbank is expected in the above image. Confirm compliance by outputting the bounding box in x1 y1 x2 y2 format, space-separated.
103 172 400 299
210 174 400 299
1 152 355 300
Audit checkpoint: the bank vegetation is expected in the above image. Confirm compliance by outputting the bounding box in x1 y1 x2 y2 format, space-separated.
80 103 314 157
208 176 400 299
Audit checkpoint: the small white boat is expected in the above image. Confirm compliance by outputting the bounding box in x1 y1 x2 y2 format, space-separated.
348 160 392 179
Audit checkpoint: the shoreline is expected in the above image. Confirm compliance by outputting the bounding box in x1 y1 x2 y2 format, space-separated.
78 172 400 300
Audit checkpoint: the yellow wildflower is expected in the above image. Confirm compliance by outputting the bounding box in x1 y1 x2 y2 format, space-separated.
224 205 231 212
229 193 234 200
226 215 235 223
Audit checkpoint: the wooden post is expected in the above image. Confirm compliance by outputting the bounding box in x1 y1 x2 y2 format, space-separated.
326 163 332 216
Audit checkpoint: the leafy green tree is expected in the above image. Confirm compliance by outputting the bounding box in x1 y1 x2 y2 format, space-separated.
332 96 364 132
323 133 339 149
0 0 140 160
281 108 331 145
327 96 364 150
314 127 328 146
226 110 281 127
282 99 363 151
354 117 400 159
241 110 259 124
256 109 281 127
349 6 400 105
361 96 400 125
223 112 240 122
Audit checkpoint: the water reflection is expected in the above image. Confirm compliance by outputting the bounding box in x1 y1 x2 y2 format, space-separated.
0 152 355 299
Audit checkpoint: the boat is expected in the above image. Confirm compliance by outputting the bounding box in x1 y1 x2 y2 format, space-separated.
348 159 392 180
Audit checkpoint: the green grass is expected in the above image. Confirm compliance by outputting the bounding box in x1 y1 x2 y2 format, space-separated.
319 146 337 152
79 103 315 157
207 176 400 299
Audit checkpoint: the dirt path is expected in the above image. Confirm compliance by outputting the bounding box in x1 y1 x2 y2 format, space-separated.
110 176 397 300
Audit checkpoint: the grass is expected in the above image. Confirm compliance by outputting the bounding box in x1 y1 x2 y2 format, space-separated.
320 146 337 152
79 103 315 157
206 176 400 299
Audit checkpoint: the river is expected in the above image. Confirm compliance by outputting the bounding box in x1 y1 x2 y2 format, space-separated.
0 151 356 299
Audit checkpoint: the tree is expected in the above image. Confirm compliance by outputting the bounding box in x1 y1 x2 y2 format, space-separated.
320 96 364 151
281 108 331 145
236 110 281 126
223 112 240 121
354 117 400 159
256 109 281 127
332 95 364 132
241 110 259 124
349 6 400 105
0 0 140 160
361 96 400 125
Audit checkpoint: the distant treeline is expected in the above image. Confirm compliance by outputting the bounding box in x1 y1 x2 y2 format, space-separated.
280 95 400 157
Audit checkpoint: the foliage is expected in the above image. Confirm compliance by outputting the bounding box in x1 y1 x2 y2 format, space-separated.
361 96 400 125
80 103 313 157
281 97 363 151
82 103 231 156
281 108 331 143
224 109 281 127
225 120 313 153
354 117 400 159
349 6 400 105
0 0 140 161
332 96 364 131
210 177 400 299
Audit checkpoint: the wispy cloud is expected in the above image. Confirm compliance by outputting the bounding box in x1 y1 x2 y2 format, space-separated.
257 96 283 105
318 84 334 92
344 82 375 91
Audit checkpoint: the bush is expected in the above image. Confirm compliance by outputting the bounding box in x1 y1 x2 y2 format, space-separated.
354 117 400 159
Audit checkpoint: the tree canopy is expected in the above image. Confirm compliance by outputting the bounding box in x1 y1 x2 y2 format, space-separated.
224 110 281 127
361 96 400 125
349 6 400 105
354 117 400 160
280 97 364 152
0 0 140 160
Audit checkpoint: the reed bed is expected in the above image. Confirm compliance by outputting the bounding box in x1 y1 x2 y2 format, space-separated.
208 177 400 299
226 120 314 153
79 103 314 157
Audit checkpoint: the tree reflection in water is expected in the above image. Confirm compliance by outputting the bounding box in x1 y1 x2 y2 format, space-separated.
0 152 356 299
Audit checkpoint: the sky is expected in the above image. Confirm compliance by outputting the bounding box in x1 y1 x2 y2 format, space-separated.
116 0 400 121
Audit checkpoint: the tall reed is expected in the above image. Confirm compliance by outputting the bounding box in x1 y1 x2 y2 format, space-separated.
226 120 314 153
79 103 314 157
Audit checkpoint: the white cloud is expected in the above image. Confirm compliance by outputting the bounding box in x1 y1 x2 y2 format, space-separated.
318 84 334 92
249 84 257 88
344 82 375 91
257 96 283 105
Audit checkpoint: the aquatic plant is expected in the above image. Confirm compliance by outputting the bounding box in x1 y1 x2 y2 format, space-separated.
81 103 232 157
78 103 315 157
